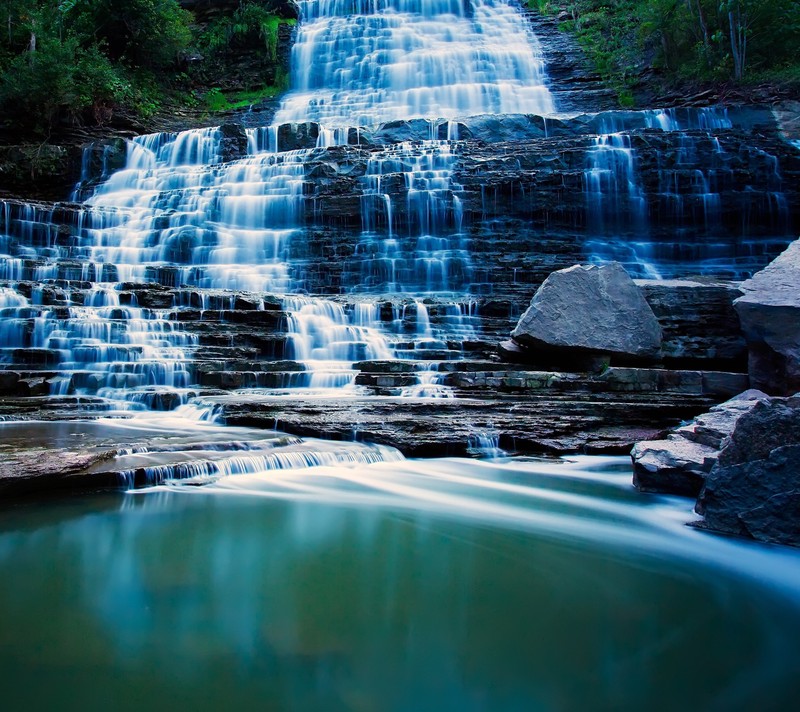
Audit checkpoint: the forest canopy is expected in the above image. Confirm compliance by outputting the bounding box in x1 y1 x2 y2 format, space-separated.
537 0 800 100
0 0 293 136
0 0 797 135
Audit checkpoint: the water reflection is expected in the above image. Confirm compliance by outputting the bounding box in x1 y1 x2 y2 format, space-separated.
1 456 800 710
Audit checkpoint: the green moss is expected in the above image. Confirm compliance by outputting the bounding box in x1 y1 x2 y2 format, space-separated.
204 72 290 113
197 5 296 61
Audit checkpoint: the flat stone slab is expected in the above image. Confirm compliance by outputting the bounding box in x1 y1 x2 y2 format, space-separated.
631 437 718 497
209 390 713 458
0 449 117 495
631 390 769 496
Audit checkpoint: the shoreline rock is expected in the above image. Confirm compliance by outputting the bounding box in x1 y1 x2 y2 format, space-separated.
734 238 800 395
631 390 769 496
633 390 800 547
695 396 800 546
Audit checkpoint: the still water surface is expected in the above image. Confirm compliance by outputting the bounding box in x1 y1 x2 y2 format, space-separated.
1 456 799 711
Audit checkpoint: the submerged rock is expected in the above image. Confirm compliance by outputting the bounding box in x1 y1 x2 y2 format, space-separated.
510 262 662 361
734 239 800 395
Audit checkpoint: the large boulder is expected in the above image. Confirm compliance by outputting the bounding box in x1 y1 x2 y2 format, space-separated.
631 390 769 496
734 239 800 395
696 396 800 546
510 263 662 360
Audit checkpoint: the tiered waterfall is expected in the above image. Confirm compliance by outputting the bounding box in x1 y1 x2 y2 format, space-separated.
0 0 798 451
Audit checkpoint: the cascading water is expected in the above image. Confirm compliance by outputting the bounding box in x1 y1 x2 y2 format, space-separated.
275 0 555 127
3 7 800 705
580 106 794 278
0 0 557 406
0 0 796 466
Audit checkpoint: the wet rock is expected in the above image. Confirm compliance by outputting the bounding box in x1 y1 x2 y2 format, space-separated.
631 389 769 496
218 122 249 163
697 445 800 546
372 119 438 144
638 280 746 367
214 387 712 458
510 262 662 360
520 10 617 113
0 448 117 496
734 239 800 395
632 437 718 497
354 360 417 373
275 122 320 151
77 138 128 185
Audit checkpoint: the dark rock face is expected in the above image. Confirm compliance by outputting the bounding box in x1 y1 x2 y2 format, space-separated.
697 445 800 546
692 396 800 546
638 280 745 369
734 239 800 395
520 9 618 113
714 397 800 468
282 119 800 296
510 263 662 360
631 390 769 496
218 122 249 163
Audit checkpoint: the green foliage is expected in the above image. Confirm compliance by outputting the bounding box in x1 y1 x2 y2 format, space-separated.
204 72 291 113
0 0 195 133
528 0 554 14
0 33 134 132
537 0 800 101
197 2 294 61
0 0 295 135
63 0 192 69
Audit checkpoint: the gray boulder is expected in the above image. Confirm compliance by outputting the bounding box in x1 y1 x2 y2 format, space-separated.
696 396 800 546
734 239 800 395
697 445 800 546
715 396 800 468
631 390 769 496
511 263 662 359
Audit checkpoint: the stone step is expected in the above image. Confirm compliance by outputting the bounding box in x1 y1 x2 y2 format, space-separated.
351 364 748 399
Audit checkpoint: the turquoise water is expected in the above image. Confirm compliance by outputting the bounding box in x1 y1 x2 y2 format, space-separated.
1 456 799 711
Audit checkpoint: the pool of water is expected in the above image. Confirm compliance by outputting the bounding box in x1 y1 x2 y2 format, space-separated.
1 455 799 711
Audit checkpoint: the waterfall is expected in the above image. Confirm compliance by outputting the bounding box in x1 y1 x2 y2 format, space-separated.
21 0 554 400
0 0 796 426
276 0 555 128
